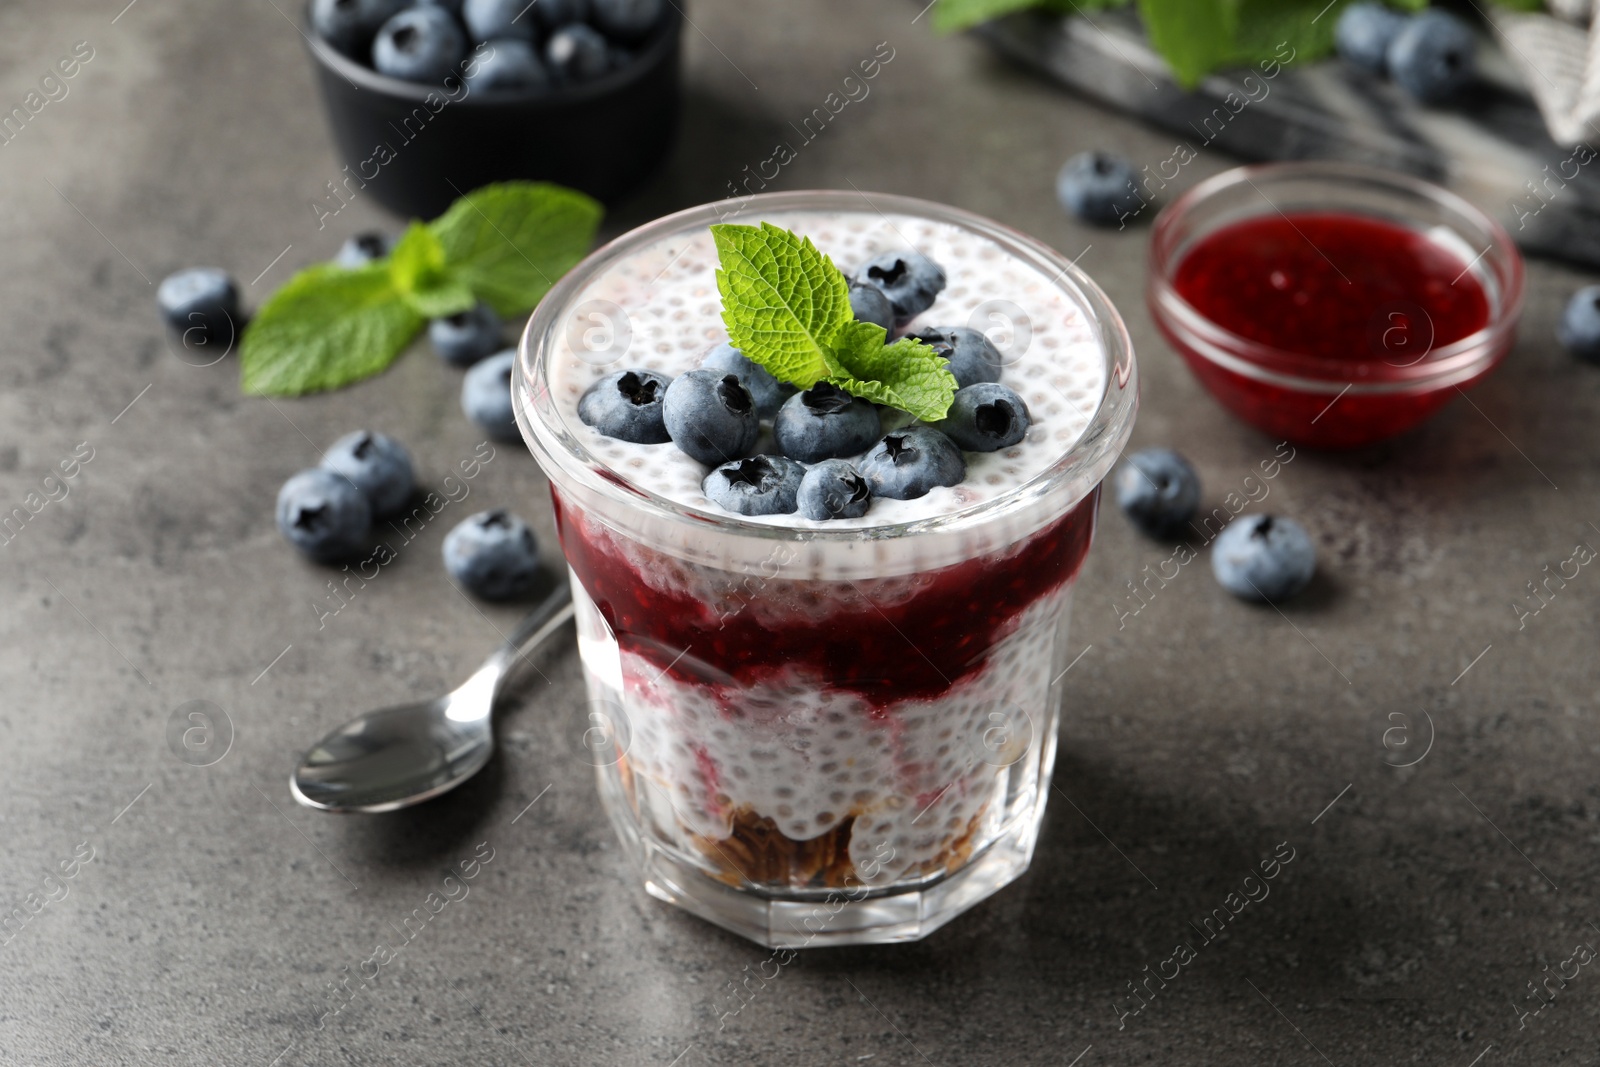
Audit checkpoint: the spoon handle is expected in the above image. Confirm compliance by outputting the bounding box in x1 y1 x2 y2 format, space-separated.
485 579 576 688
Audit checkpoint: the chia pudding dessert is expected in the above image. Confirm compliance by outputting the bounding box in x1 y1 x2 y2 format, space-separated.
515 191 1137 947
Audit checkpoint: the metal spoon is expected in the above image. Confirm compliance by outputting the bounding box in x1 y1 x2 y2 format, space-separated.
290 582 575 813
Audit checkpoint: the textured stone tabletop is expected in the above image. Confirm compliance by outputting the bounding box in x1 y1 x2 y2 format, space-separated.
2 2 1597 1065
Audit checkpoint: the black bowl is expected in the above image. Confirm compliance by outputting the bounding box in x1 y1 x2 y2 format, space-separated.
304 5 682 218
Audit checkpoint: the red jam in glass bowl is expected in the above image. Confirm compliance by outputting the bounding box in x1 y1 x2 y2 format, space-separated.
1149 163 1524 449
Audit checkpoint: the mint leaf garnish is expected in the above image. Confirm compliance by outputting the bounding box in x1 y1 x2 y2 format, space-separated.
389 222 475 319
712 222 957 421
240 264 421 396
933 0 1127 33
430 181 603 318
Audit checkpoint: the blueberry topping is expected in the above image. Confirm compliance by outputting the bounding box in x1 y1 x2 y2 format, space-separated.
858 427 965 501
430 302 502 366
1387 10 1475 104
590 0 663 41
854 251 947 327
773 383 881 463
334 231 395 268
1210 515 1316 603
1056 151 1143 227
1334 2 1406 74
699 343 793 419
372 6 468 83
1115 448 1201 539
797 459 872 521
662 369 760 466
463 0 536 42
321 430 415 518
157 267 241 353
848 280 896 333
442 509 542 600
934 383 1030 452
311 0 410 55
545 23 611 82
907 325 1003 388
465 37 552 90
578 368 673 443
461 349 521 441
702 455 806 516
1558 285 1600 364
531 0 588 29
276 468 372 563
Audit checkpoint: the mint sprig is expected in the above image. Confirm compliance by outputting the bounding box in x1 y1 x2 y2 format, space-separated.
241 181 602 396
711 222 958 423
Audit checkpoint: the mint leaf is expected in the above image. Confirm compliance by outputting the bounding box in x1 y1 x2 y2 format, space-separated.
389 222 475 319
240 263 421 396
1136 0 1237 87
824 324 958 422
430 181 602 318
934 0 1127 32
711 222 851 388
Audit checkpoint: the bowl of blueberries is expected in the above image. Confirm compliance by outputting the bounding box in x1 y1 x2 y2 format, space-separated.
305 0 681 216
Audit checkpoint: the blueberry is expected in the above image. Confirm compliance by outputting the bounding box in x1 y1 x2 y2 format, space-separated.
1056 151 1143 227
372 6 467 83
662 369 760 466
443 509 542 600
1334 2 1406 74
934 383 1030 452
1558 285 1600 364
907 325 1002 388
578 368 673 443
590 0 663 41
466 37 552 90
700 343 793 419
773 383 881 463
531 0 588 29
321 430 415 518
1388 10 1475 104
335 231 394 268
848 280 896 333
311 0 409 55
858 427 965 501
461 350 521 441
430 302 502 366
463 0 536 43
797 459 872 521
276 468 372 563
157 267 241 353
1210 514 1316 603
1115 448 1201 539
546 23 611 81
702 456 806 517
854 251 947 327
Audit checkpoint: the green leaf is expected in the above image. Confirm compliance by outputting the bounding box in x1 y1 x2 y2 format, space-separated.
240 263 421 396
389 222 475 319
1136 0 1238 88
932 0 1128 31
711 222 852 389
825 324 959 423
430 181 602 318
1488 0 1543 9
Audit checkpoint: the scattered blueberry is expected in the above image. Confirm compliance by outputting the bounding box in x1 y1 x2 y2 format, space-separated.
311 0 410 55
276 468 372 563
461 350 521 441
848 280 896 333
1388 10 1475 104
1115 448 1201 539
858 427 966 501
1056 151 1142 227
372 6 467 83
463 0 536 43
578 368 673 443
590 0 663 41
662 370 760 466
466 37 552 90
430 302 502 366
157 267 241 353
908 325 1002 388
796 459 872 521
546 23 611 81
443 510 542 600
1210 515 1316 603
321 431 415 518
1558 285 1600 364
335 231 394 268
1334 2 1406 74
700 343 792 419
773 383 881 463
854 251 947 327
532 0 589 29
702 456 806 516
935 383 1030 452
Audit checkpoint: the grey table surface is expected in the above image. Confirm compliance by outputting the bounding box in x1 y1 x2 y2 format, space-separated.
2 2 1598 1065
